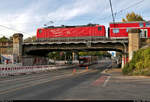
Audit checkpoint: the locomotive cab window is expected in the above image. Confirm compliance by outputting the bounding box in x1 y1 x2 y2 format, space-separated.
139 23 144 27
146 22 150 27
98 27 102 31
126 28 131 32
113 28 119 34
38 29 42 34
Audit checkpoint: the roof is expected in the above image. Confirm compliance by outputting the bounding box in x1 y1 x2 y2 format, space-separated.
109 21 150 24
43 24 101 29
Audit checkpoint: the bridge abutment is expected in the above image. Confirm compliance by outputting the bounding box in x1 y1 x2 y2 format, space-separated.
128 29 140 61
13 33 23 64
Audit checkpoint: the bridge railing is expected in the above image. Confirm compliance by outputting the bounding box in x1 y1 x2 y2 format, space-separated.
35 36 108 43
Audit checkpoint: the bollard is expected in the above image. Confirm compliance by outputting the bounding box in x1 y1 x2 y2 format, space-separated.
73 68 76 74
86 66 88 70
5 68 8 76
0 68 1 77
14 67 17 75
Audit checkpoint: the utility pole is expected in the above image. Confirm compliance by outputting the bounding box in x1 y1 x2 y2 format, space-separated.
109 0 115 23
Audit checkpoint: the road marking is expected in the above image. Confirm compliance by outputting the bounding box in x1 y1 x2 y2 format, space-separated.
0 69 95 95
0 73 51 83
91 73 111 87
102 76 111 87
0 69 85 84
91 76 107 86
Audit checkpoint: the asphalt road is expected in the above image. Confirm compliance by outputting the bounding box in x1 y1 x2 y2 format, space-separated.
1 59 150 100
0 59 112 100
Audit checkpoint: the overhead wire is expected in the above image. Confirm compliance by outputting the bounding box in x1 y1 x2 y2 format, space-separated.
89 0 145 23
115 0 144 16
0 24 32 37
112 0 145 22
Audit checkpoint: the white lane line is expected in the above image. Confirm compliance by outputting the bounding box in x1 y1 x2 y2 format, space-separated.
102 76 111 87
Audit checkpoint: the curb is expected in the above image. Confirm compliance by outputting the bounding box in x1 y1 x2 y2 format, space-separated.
101 69 110 74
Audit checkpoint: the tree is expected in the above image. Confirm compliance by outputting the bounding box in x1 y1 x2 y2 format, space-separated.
48 52 60 60
122 12 145 22
0 36 10 42
24 36 36 42
48 51 73 61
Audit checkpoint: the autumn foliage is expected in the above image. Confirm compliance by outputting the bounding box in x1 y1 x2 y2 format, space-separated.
122 12 145 22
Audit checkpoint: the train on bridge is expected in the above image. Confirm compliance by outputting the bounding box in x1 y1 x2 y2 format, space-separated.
36 21 150 41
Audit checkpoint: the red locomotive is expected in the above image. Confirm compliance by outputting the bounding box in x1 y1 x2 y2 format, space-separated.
36 24 106 41
36 21 150 40
109 21 150 39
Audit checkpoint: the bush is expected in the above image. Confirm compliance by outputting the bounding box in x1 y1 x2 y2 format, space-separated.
122 63 129 75
122 47 150 76
122 62 135 75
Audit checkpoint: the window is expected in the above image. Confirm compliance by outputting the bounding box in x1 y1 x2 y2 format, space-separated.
38 29 42 34
139 23 144 27
126 28 131 32
98 27 102 31
146 22 150 27
113 28 119 33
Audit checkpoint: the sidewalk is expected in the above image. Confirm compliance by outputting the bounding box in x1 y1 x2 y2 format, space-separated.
104 68 150 79
101 68 150 100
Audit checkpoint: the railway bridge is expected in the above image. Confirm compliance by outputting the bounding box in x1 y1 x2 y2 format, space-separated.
11 29 149 67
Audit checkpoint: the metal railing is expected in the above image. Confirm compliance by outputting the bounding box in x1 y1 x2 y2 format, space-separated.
35 36 108 43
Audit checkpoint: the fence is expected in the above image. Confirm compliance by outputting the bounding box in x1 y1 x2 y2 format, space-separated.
0 63 22 68
0 64 77 78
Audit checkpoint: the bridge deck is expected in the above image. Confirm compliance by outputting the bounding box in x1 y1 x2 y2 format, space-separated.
23 39 128 45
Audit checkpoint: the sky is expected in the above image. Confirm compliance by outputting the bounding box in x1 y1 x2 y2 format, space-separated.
0 0 150 39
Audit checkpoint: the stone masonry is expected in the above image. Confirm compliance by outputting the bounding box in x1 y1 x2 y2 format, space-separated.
13 33 23 63
128 29 141 61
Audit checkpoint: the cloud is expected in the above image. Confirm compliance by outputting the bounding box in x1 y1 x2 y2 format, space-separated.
0 0 149 39
47 0 107 22
0 13 36 38
0 2 48 38
48 1 88 22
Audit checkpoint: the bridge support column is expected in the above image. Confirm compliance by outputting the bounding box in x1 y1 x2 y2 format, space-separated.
72 51 79 64
13 33 23 64
72 52 75 61
72 51 78 61
121 54 128 68
128 29 140 61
